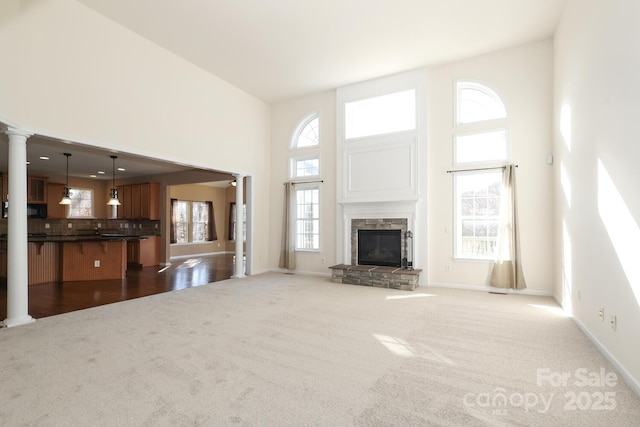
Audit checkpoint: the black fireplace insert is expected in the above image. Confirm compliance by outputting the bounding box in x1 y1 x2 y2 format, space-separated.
357 229 402 267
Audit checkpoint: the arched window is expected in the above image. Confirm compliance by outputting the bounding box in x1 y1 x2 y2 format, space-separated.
292 114 319 148
454 81 508 165
453 81 509 260
456 82 506 124
289 112 321 251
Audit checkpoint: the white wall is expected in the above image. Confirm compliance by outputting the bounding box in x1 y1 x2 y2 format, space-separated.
270 91 337 275
0 0 272 274
427 40 554 295
270 41 554 288
554 0 640 391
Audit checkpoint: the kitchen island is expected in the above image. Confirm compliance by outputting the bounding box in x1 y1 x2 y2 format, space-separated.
1 233 158 285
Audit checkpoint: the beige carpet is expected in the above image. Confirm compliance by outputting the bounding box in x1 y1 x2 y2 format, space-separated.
1 273 639 426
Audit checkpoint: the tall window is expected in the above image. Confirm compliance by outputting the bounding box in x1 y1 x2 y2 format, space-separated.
173 200 189 243
289 112 321 251
454 81 507 260
67 188 93 218
295 185 320 250
191 202 209 243
229 203 246 242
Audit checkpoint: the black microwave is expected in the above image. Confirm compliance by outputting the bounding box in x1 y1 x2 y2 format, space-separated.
2 202 47 219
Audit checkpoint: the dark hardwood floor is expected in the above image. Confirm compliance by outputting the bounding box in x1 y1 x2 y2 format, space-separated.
0 254 238 320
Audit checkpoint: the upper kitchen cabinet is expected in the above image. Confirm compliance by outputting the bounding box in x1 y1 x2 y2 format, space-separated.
46 183 66 219
0 173 6 201
117 182 160 220
27 176 48 204
2 174 48 204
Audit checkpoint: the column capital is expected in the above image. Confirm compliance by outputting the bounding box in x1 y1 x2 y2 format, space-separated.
3 126 33 139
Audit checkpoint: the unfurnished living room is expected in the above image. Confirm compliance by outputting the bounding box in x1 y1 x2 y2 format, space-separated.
1 0 640 425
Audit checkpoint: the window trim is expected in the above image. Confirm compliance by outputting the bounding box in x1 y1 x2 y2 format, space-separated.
290 154 320 179
293 182 320 252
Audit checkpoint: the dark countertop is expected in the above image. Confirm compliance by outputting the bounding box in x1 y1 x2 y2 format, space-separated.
0 233 159 243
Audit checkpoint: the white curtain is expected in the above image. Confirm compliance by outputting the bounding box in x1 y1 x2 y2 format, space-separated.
279 182 296 270
490 165 526 289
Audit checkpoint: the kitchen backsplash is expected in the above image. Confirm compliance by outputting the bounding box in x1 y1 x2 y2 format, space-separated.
0 218 161 237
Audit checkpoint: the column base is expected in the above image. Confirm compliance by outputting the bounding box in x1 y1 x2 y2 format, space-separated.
231 274 246 279
2 315 36 328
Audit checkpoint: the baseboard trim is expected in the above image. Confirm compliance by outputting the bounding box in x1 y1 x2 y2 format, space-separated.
170 251 233 261
427 281 553 297
268 268 332 278
571 316 640 397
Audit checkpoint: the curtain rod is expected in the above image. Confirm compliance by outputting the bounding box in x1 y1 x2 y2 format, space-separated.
284 180 324 185
446 165 518 174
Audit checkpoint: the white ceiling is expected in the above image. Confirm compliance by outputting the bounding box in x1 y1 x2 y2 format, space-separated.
77 0 567 103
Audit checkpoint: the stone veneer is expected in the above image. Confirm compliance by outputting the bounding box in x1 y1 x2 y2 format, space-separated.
331 217 419 291
329 264 421 291
351 218 408 265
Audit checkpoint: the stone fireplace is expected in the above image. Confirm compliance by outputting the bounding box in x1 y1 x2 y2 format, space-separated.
351 218 408 266
331 207 421 290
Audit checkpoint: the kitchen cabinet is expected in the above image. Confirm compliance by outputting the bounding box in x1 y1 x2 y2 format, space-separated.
27 176 48 204
117 182 160 220
46 183 67 219
127 235 160 269
0 173 6 201
0 174 48 203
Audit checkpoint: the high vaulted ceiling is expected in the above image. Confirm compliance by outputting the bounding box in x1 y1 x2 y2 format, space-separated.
77 0 567 103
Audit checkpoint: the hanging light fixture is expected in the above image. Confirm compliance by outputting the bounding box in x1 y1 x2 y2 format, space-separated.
59 153 72 205
107 155 121 206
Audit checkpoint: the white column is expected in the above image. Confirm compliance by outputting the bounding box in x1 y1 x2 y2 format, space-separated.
2 127 35 327
232 174 246 278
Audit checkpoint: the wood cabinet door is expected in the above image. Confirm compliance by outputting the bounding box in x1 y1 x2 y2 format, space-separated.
131 184 142 219
116 185 125 219
27 176 48 203
122 185 132 219
139 236 159 266
46 183 67 219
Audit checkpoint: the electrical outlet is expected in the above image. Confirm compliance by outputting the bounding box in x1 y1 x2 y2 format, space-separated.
45 223 50 229
321 257 326 264
610 315 616 331
599 308 604 321
67 223 73 229
445 264 451 272
94 260 100 268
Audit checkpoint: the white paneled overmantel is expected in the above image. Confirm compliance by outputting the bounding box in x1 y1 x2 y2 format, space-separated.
341 134 418 202
335 69 427 281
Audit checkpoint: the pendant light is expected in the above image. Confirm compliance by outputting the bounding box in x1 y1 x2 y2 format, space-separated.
59 153 72 205
107 155 121 206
